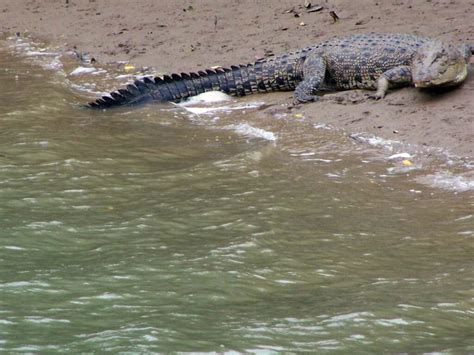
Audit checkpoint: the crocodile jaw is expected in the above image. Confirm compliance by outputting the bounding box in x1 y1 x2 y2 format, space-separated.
412 41 469 88
414 64 468 88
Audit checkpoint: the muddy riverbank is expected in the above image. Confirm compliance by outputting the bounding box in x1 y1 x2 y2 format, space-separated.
0 0 473 157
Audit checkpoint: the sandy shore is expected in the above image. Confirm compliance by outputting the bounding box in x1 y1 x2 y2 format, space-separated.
0 0 473 157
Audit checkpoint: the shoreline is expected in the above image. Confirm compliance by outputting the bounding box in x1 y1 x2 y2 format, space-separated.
0 0 473 158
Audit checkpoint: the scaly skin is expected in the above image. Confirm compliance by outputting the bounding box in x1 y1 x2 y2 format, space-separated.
89 33 473 109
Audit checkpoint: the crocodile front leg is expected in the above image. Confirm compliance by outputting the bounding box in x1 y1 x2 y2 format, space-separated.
372 65 412 100
294 53 326 103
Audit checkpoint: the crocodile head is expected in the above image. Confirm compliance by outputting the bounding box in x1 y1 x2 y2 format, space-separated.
412 41 469 88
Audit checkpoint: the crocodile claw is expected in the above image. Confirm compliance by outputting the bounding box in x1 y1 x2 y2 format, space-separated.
368 93 384 101
294 92 319 103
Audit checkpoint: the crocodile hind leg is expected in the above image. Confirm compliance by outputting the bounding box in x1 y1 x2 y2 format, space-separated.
294 53 326 103
372 65 412 100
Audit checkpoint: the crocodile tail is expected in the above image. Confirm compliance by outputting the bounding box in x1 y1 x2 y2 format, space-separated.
88 54 304 109
88 73 209 108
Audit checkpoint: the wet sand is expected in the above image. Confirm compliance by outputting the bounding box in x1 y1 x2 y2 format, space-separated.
0 0 473 157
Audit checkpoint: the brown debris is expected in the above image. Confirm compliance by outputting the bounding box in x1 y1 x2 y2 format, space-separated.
307 5 323 13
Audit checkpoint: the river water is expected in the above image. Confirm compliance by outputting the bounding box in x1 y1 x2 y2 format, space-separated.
0 39 473 353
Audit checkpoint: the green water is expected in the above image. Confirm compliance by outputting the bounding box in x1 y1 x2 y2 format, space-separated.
0 47 473 353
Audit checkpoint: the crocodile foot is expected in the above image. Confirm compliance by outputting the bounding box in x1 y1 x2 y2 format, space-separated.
294 92 320 104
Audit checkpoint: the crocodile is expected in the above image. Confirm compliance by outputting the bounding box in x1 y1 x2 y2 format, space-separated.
89 33 473 109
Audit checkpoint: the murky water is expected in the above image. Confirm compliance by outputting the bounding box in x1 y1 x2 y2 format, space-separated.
0 42 473 353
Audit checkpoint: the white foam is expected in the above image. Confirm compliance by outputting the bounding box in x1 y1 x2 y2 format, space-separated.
95 292 123 300
226 123 277 141
323 312 373 324
454 215 472 222
26 221 63 229
91 69 107 75
417 172 474 192
275 279 298 284
179 102 262 115
25 317 70 324
69 67 97 76
1 281 50 288
314 123 333 130
25 51 57 57
0 319 15 325
69 83 106 95
10 42 31 49
357 135 400 151
143 334 158 342
388 152 412 160
115 74 136 80
4 246 26 251
45 57 63 70
375 318 416 326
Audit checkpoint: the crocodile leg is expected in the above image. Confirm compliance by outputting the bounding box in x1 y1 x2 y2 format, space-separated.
372 65 412 100
294 52 326 103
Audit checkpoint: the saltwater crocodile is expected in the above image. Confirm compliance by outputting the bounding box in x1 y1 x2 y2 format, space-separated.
89 33 473 108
